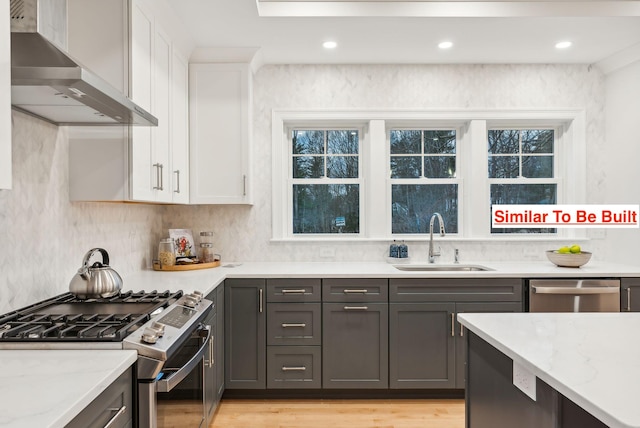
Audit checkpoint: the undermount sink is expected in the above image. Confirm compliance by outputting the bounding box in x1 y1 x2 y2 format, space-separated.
393 264 494 272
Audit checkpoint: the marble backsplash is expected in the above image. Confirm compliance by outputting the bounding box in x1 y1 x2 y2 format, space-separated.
0 64 613 313
165 63 609 263
0 111 164 313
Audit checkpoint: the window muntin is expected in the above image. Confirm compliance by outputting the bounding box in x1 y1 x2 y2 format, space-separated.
390 129 459 234
290 129 361 235
488 129 557 234
488 129 554 179
390 130 456 179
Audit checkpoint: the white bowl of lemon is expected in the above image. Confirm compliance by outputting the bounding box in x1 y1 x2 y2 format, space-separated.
546 245 592 268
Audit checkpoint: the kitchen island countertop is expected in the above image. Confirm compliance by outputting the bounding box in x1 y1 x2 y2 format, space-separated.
458 312 640 428
0 350 137 428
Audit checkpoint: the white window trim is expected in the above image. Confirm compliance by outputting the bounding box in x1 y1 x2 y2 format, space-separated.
385 124 464 238
287 126 366 237
271 109 586 242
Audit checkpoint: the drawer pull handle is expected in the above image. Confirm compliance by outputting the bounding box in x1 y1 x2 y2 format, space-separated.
343 289 368 294
282 323 306 328
282 289 307 294
104 405 127 428
282 366 306 371
344 306 368 311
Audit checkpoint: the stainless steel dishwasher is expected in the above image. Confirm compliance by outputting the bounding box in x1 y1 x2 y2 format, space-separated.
528 279 620 312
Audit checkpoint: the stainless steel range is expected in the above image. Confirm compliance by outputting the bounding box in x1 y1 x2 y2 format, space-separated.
0 289 214 428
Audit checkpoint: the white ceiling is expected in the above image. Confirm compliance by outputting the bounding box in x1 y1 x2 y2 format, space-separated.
168 0 640 70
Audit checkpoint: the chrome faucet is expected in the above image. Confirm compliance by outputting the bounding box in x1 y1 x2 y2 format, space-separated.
428 212 446 263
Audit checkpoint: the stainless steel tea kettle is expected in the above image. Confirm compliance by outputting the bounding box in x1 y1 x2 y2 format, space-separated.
69 248 123 299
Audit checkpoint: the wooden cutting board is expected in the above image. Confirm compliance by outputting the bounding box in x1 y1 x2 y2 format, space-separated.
152 260 221 271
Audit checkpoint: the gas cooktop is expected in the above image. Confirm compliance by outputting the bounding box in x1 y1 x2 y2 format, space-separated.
0 290 182 342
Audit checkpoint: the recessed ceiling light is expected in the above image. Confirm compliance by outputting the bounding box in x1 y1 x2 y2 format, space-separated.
555 41 572 49
438 41 453 50
323 41 337 49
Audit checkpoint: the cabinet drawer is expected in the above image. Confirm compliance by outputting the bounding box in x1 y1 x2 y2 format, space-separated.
66 368 133 428
390 278 523 302
267 279 321 302
323 279 388 302
267 303 321 346
267 346 321 389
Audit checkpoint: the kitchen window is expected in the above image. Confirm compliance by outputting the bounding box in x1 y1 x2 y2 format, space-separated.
290 129 362 235
488 128 558 234
389 129 459 234
271 110 585 241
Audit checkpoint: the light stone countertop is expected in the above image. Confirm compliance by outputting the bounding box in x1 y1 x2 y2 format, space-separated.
0 350 137 428
123 260 640 297
3 260 639 427
457 312 640 428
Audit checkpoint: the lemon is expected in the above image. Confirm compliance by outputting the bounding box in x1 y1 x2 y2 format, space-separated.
570 244 581 254
558 246 570 254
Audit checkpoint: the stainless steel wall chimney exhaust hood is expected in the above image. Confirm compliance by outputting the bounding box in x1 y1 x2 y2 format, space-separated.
10 0 158 126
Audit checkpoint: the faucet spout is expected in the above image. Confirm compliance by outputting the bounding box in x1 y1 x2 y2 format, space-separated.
428 213 446 263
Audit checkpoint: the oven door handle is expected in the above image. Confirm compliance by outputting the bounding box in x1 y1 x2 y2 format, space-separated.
532 286 619 295
156 324 211 393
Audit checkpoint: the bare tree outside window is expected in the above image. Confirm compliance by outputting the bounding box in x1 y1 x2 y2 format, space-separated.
488 129 557 234
291 129 360 234
390 129 459 234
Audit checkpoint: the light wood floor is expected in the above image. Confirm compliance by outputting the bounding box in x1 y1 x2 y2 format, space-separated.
209 398 465 428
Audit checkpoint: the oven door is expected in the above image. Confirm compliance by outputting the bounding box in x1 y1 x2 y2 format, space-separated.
155 324 213 428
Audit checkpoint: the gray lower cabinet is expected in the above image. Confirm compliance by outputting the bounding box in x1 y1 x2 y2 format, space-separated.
215 284 225 400
322 279 389 389
66 367 133 428
389 278 523 390
225 279 266 389
389 302 456 389
454 301 523 389
267 346 322 389
205 285 225 421
322 300 389 388
266 279 322 389
621 278 640 311
203 296 217 423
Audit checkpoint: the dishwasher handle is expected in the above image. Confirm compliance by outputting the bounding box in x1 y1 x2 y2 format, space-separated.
532 286 619 295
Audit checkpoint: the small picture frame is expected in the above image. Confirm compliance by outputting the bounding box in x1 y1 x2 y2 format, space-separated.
169 229 196 258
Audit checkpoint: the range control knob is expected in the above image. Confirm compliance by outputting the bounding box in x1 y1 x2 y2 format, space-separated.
192 290 204 300
150 322 165 337
141 327 159 344
183 295 198 308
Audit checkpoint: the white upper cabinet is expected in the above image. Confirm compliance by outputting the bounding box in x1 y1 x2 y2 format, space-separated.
67 0 192 203
189 63 253 205
1 0 11 190
170 50 190 203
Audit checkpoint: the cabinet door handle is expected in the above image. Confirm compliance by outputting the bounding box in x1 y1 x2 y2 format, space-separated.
259 288 263 313
243 174 247 196
343 289 368 294
281 289 307 294
282 366 306 372
104 405 127 428
460 324 464 337
174 170 180 193
344 306 368 311
153 163 161 190
627 287 632 311
209 336 215 368
159 163 164 191
451 313 455 337
282 323 306 328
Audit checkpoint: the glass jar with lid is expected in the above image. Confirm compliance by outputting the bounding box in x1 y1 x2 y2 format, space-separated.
200 243 215 263
158 238 176 267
